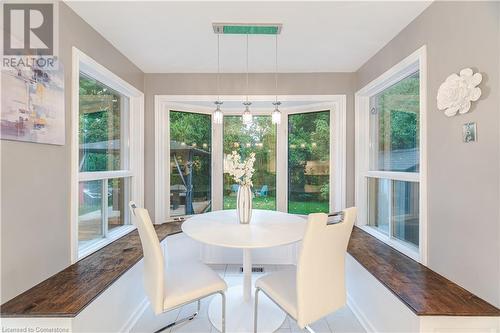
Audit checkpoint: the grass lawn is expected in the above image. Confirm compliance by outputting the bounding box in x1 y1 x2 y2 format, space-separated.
287 201 329 214
223 196 329 214
224 196 276 210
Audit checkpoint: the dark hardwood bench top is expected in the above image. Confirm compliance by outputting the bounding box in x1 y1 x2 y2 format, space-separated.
348 226 500 316
3 222 499 318
0 222 182 318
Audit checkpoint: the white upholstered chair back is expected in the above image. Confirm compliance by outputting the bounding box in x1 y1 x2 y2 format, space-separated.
129 202 165 314
296 207 357 328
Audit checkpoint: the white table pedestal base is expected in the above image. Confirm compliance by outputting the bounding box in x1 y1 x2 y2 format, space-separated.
208 286 286 333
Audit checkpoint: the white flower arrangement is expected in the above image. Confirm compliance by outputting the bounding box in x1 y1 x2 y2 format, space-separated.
224 151 256 187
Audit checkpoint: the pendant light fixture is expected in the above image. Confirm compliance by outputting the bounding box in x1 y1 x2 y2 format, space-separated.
213 23 283 125
242 34 253 125
213 34 223 124
272 101 281 125
271 34 282 125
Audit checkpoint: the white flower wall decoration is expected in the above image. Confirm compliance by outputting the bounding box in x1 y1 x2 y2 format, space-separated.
437 68 482 117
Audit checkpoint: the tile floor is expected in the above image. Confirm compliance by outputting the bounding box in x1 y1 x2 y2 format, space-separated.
160 264 365 333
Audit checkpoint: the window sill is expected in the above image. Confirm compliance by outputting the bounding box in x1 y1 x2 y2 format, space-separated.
78 225 136 261
357 224 420 262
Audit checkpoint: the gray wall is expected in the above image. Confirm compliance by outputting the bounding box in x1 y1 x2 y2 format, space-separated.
3 0 499 310
144 73 357 221
356 1 500 306
0 3 144 302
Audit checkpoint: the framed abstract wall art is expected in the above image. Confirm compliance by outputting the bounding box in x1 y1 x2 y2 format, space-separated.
1 62 65 145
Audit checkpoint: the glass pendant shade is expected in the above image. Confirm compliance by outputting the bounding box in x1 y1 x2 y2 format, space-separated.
242 102 253 125
271 101 281 125
213 101 223 124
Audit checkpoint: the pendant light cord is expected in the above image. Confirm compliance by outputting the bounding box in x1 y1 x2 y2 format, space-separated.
217 34 220 103
246 34 249 103
275 34 278 104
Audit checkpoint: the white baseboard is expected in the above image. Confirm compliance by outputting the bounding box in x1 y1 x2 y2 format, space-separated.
120 297 149 333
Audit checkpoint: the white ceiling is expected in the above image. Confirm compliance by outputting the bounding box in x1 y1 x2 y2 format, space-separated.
66 1 431 73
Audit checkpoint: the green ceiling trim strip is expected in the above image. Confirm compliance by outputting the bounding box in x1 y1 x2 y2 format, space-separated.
222 25 279 35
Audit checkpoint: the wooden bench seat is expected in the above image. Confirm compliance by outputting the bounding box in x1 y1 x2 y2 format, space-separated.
3 224 499 318
0 222 182 318
347 226 500 317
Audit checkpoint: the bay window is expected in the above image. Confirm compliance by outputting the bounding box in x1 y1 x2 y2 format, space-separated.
155 96 346 224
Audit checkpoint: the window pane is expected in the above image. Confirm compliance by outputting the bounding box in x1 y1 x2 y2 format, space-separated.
108 178 126 232
223 116 276 210
170 111 212 216
79 73 127 172
392 180 419 247
367 178 419 247
369 71 419 172
367 178 390 235
288 111 330 214
79 180 103 247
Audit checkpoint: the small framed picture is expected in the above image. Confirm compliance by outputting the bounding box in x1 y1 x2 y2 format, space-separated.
463 122 477 143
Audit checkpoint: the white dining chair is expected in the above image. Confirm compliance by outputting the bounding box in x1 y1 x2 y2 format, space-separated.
129 202 227 333
254 207 357 333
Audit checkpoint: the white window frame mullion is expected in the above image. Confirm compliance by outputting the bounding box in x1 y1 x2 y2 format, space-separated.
78 170 133 182
276 117 287 212
120 95 130 171
355 95 370 227
212 113 223 212
102 178 109 238
366 171 420 182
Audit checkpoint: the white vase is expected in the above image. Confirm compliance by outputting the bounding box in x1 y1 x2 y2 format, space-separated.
237 185 252 224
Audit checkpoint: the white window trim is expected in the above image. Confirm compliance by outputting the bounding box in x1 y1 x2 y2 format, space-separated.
355 45 427 264
155 95 346 224
70 47 144 263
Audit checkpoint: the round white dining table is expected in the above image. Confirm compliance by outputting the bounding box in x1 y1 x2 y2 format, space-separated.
182 209 307 333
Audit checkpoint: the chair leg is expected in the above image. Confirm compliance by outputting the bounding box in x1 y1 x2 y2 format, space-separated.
154 293 224 333
305 325 316 333
153 305 199 333
219 291 226 333
254 287 260 333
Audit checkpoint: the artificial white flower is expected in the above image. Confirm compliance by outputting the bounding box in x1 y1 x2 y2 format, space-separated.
224 151 256 187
